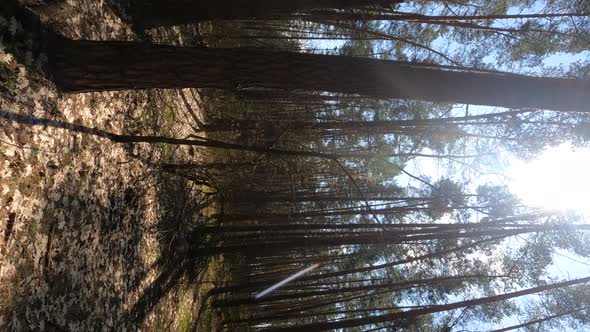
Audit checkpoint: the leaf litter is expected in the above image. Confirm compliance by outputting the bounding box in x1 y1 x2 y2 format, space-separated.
0 1 217 330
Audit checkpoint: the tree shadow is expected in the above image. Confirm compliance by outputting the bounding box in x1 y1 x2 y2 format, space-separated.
123 172 219 327
2 170 150 330
2 164 220 330
0 110 221 329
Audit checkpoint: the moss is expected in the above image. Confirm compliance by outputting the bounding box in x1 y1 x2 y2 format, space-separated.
175 289 194 332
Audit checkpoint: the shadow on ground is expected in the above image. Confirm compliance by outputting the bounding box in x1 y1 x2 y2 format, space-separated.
124 173 220 328
1 154 219 330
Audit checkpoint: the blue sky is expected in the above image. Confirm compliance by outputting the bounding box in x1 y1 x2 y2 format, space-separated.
304 2 590 329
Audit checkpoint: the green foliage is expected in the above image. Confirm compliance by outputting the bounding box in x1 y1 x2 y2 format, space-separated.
367 154 403 182
476 184 520 219
426 178 466 220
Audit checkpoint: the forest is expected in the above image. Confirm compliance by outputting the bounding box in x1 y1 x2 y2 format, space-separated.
1 0 590 330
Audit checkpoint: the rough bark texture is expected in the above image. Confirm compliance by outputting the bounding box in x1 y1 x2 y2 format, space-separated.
126 0 403 28
50 39 590 112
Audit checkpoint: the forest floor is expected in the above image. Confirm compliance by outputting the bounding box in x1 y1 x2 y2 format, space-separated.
0 1 223 330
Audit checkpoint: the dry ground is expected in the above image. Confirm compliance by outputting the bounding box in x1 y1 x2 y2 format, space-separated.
1 1 221 330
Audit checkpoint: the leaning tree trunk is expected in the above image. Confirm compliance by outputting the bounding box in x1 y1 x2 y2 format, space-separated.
273 275 590 331
49 38 590 112
125 0 404 29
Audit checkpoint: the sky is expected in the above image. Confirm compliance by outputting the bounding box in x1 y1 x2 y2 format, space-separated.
507 143 590 213
400 91 590 331
307 2 590 329
402 142 590 330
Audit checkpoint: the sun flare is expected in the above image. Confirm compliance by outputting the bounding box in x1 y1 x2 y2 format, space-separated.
507 143 590 213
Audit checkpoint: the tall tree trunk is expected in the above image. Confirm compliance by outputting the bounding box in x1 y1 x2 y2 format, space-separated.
272 275 590 331
213 274 495 307
122 1 584 29
126 0 403 28
212 228 549 254
488 306 590 332
50 39 590 112
208 236 504 295
200 110 532 132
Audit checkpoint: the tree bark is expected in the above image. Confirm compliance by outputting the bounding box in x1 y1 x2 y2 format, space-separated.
272 276 590 331
212 228 547 254
213 274 494 307
126 0 403 28
50 38 590 112
122 0 584 29
200 110 532 132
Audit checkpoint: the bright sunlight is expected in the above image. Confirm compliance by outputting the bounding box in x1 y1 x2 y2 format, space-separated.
507 143 590 213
